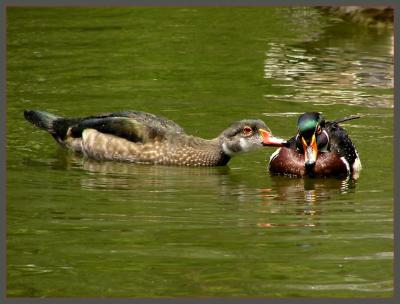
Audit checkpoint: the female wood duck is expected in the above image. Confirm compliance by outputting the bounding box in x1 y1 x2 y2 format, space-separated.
24 109 286 167
266 112 362 179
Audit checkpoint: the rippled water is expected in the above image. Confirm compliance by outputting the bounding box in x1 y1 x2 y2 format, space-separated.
6 7 393 297
264 34 393 108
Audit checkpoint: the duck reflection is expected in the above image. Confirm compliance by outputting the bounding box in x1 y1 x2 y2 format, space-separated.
254 175 358 229
46 150 357 203
43 151 250 195
76 156 231 191
269 175 357 203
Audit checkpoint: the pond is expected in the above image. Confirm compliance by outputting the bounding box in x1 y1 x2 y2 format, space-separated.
6 7 393 297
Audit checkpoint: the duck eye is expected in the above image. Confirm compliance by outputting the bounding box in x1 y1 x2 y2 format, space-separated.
316 125 322 135
243 126 253 136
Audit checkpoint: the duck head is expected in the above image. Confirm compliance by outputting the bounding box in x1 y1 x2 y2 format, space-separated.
220 119 287 156
295 112 329 169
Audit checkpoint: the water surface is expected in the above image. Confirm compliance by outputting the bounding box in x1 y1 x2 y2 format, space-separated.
7 7 393 297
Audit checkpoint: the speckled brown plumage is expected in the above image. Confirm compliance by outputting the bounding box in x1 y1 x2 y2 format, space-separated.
81 128 229 166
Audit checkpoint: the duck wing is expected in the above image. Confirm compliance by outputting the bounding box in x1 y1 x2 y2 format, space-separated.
325 120 359 166
45 110 184 143
74 110 185 135
103 110 185 134
67 115 173 144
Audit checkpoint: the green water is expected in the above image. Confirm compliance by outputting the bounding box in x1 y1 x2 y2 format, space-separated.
6 7 393 297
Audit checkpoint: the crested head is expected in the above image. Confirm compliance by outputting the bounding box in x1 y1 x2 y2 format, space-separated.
221 119 270 138
219 119 268 156
295 112 329 168
297 112 325 138
219 119 285 156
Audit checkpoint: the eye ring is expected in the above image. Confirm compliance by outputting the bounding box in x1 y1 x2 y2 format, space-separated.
316 125 322 135
243 126 253 136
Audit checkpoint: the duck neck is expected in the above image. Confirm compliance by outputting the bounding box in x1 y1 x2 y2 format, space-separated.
169 134 231 166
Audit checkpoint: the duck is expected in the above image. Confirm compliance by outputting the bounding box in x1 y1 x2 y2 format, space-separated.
265 112 362 178
24 109 287 167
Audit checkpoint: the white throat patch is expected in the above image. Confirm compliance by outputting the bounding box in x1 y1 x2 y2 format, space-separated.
239 137 255 153
222 142 235 156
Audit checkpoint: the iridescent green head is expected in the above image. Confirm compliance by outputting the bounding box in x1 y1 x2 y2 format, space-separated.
296 112 326 168
297 112 324 140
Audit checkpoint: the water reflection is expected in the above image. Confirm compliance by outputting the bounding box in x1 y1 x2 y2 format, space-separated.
44 152 358 206
264 11 393 108
79 160 357 204
269 175 357 203
24 148 362 236
254 176 358 230
59 155 232 192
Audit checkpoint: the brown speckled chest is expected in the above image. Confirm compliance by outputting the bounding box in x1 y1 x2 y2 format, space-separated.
269 147 348 178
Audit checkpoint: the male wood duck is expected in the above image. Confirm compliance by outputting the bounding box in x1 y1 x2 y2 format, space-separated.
24 109 286 167
265 112 362 178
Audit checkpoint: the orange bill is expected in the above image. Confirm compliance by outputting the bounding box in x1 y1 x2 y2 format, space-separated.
302 134 318 166
260 129 287 147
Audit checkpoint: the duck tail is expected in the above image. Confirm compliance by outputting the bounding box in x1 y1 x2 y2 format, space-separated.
333 115 361 124
24 109 62 134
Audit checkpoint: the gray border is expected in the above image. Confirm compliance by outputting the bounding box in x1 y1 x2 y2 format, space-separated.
1 0 398 304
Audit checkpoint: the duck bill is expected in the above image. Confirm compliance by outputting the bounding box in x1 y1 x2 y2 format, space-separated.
302 134 318 166
260 129 287 147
